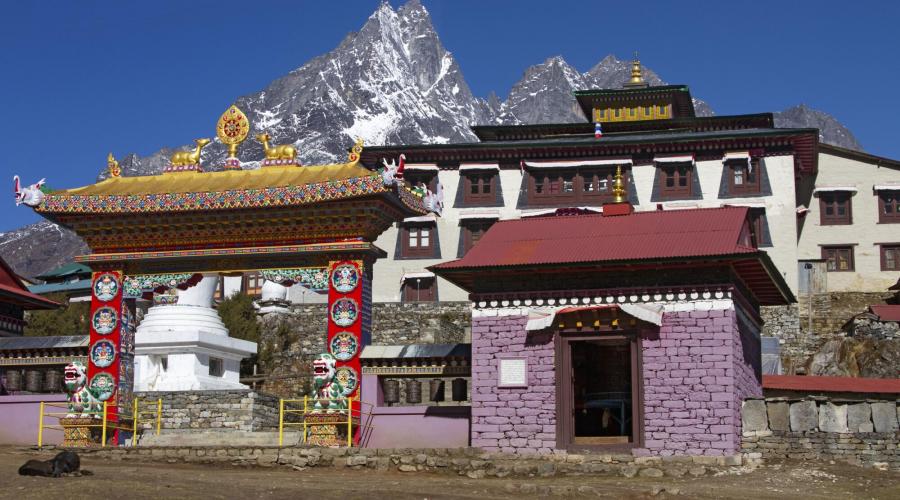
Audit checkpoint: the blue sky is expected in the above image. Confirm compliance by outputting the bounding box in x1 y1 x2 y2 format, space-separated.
2 0 899 231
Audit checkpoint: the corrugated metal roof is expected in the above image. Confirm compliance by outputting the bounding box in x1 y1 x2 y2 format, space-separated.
360 343 470 359
434 206 753 270
869 305 900 322
763 375 900 394
34 263 92 281
0 335 89 351
28 280 92 295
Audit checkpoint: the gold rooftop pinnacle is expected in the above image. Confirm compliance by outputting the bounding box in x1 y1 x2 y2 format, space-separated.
623 52 648 88
612 165 627 203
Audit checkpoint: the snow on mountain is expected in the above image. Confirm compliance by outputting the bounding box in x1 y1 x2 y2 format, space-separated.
0 221 88 279
2 0 866 278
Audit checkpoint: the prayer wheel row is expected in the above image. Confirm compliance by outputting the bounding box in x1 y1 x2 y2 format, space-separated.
381 378 468 405
3 368 63 393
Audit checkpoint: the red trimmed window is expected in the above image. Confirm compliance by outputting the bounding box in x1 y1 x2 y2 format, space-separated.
881 245 900 271
878 191 900 223
460 220 495 255
659 164 692 199
400 224 435 258
819 192 852 225
823 246 854 272
401 277 436 302
728 159 761 195
463 173 495 204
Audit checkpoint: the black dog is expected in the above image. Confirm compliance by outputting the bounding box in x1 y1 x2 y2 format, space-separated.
18 451 92 477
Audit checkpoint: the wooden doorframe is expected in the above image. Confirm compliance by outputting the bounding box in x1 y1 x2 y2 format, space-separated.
555 331 645 451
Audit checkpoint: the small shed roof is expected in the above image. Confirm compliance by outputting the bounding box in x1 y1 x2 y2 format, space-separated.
762 375 900 395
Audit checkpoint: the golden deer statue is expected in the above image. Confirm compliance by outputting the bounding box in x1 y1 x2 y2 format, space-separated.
170 138 211 167
256 133 297 162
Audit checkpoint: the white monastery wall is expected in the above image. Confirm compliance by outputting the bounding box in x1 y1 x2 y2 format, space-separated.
370 154 801 303
798 152 900 292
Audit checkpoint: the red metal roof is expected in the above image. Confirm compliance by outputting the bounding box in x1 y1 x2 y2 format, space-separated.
431 206 793 305
0 257 59 309
434 206 755 269
869 305 900 322
763 375 900 394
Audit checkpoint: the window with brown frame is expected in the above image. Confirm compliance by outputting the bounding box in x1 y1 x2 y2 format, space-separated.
658 163 693 199
747 208 772 247
463 172 495 204
878 190 900 223
527 167 623 206
242 272 263 298
401 277 436 302
459 219 495 256
822 246 854 272
727 159 761 195
819 192 852 225
881 245 900 271
398 223 437 259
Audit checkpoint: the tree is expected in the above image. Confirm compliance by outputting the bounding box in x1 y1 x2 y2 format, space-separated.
23 293 89 336
216 293 261 376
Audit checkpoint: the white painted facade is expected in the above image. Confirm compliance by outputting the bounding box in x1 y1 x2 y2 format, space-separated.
370 153 801 302
797 150 900 291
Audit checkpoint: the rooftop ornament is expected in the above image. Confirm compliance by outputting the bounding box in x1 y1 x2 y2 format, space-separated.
623 51 648 89
13 175 45 207
107 153 121 178
257 132 299 167
165 138 210 173
216 104 250 170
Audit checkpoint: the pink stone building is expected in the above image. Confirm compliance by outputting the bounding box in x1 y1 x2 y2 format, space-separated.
431 205 793 455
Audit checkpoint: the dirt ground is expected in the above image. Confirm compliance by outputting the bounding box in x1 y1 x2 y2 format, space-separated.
1 447 898 499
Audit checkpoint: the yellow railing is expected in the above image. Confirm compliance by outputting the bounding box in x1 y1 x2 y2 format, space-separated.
37 398 163 448
278 397 373 447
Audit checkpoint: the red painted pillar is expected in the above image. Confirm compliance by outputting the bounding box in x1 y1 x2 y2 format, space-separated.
88 271 124 441
325 260 370 400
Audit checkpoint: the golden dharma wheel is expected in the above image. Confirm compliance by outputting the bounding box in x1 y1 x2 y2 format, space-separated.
217 105 250 159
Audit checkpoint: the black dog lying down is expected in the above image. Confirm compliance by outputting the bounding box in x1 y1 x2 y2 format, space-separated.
19 451 93 477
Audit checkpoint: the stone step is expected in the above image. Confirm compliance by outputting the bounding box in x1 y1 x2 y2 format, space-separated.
136 430 302 447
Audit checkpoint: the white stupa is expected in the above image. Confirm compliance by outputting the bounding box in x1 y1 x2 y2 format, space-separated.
134 274 257 391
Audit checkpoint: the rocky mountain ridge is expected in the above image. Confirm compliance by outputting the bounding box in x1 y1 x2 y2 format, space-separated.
5 0 865 279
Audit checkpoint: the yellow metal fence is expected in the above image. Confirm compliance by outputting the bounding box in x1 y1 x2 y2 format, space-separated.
278 397 374 447
37 398 162 448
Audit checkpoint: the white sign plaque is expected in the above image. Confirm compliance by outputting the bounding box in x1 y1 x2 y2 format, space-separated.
498 358 527 387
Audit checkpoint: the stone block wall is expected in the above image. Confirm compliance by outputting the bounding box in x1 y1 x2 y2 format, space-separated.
470 312 556 454
642 305 759 456
135 390 280 431
741 397 900 469
256 302 471 397
762 293 892 372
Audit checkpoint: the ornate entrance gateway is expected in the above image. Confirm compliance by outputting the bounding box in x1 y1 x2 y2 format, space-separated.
15 105 438 440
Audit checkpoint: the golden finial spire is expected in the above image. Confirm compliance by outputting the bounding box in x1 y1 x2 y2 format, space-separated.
624 52 648 88
107 153 121 178
612 165 627 203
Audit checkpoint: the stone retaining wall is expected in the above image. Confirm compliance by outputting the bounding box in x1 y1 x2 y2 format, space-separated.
135 390 280 431
70 445 743 479
257 302 470 397
741 397 900 469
